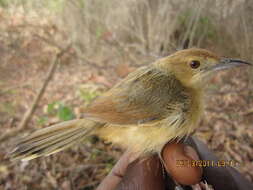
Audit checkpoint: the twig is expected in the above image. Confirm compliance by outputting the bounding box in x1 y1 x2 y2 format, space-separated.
0 45 71 142
33 34 109 70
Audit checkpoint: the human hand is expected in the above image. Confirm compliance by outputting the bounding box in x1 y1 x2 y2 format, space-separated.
96 141 202 190
97 136 253 190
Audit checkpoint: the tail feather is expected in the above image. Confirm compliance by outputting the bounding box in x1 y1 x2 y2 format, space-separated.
18 120 82 144
9 119 100 161
11 127 84 159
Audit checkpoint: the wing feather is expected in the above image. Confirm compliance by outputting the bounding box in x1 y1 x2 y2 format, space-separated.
84 65 188 125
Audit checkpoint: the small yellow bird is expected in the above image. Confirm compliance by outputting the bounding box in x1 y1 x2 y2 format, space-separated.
9 48 252 161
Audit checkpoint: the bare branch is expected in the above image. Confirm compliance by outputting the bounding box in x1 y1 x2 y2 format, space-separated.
0 45 71 142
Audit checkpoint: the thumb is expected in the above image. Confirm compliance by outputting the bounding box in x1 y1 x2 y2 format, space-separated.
162 142 203 185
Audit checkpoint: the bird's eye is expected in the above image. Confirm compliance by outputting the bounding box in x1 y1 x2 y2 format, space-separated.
189 60 200 69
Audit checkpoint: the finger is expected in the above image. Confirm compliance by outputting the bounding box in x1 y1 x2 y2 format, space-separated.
116 155 166 190
162 142 203 185
96 151 139 190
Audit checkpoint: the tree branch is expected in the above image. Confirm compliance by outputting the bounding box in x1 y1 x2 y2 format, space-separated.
0 45 71 142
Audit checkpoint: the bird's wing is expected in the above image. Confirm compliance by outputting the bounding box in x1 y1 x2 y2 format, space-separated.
83 65 187 125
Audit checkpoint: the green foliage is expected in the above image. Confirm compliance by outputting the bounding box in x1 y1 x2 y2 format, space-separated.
79 89 100 103
37 116 48 126
57 104 75 121
46 101 75 121
0 0 8 7
95 26 104 39
47 102 58 115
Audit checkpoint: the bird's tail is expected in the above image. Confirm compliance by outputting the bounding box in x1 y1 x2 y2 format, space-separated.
9 119 102 161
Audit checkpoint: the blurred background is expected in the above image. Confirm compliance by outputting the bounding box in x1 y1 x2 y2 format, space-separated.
0 0 252 189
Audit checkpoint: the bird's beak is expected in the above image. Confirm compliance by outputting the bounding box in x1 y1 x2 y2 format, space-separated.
207 58 252 72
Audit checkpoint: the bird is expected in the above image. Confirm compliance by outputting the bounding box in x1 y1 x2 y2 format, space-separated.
9 48 252 161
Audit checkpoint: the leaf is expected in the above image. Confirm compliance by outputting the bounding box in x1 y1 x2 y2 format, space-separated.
57 105 75 121
37 116 48 126
79 89 99 103
47 102 57 115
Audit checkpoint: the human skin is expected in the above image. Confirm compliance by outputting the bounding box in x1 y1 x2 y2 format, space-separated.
96 141 201 190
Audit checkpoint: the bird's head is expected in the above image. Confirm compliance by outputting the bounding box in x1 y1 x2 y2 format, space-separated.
158 48 252 89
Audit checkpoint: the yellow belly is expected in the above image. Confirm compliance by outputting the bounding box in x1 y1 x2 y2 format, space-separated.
95 117 196 155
